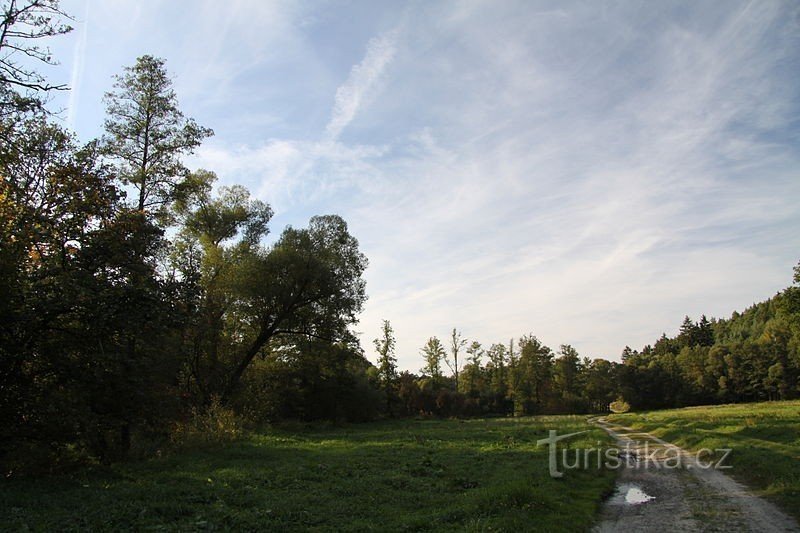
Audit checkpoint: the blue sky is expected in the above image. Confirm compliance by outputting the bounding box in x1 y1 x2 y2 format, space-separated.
44 0 800 369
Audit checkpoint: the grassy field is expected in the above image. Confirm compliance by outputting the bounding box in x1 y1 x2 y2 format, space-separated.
1 416 616 531
608 400 800 520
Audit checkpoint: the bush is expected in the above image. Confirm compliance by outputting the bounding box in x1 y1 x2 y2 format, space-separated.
1 440 96 477
609 397 631 413
170 398 247 448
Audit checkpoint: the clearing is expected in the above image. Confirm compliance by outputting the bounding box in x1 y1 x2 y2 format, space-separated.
1 416 614 531
4 401 798 531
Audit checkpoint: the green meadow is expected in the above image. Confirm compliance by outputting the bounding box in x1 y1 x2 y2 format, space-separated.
1 416 615 532
608 400 800 520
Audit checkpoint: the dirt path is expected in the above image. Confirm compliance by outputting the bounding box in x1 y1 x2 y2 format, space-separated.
592 418 799 532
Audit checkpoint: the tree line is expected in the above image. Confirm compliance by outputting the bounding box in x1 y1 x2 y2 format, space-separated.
370 261 799 419
617 269 800 409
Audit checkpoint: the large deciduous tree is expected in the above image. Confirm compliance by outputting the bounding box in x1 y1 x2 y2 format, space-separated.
174 181 367 405
222 215 367 402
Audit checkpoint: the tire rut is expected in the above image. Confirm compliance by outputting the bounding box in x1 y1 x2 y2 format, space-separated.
592 418 798 532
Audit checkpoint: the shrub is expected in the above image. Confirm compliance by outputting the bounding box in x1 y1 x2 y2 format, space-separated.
170 398 247 448
609 397 631 413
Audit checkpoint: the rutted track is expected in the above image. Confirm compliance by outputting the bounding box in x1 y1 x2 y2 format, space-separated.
592 418 799 532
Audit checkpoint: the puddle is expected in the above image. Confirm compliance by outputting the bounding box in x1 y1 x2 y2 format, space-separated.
609 483 655 505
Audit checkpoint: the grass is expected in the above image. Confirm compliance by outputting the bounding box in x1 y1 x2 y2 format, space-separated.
608 400 800 521
1 416 616 531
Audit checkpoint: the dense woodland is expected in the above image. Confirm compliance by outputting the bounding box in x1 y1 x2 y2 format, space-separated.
1 1 798 472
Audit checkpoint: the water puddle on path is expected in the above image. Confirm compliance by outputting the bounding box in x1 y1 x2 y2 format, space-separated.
609 483 656 505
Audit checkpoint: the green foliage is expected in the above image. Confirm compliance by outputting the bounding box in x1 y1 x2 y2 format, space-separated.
509 335 554 416
102 55 213 214
420 336 445 381
178 172 272 247
0 112 181 464
373 319 398 414
171 174 369 406
608 397 630 413
619 267 800 409
236 339 381 423
1 29 372 470
170 397 246 448
401 260 799 418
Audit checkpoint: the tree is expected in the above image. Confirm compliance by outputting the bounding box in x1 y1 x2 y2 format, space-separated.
237 338 380 423
220 214 368 403
176 171 272 247
102 55 212 215
554 344 582 404
466 341 483 367
0 120 111 449
678 316 698 347
171 177 367 405
583 358 616 412
171 171 273 401
444 328 466 390
0 0 71 113
0 2 194 464
374 319 397 413
486 343 506 372
420 336 445 382
510 335 554 415
461 340 484 396
485 343 508 411
697 315 714 346
764 362 788 401
507 337 516 367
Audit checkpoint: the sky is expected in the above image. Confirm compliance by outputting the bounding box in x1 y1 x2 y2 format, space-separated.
41 0 800 370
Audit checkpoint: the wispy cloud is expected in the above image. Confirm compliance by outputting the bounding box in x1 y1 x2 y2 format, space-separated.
192 138 387 216
192 26 401 214
66 1 89 130
325 28 399 141
346 0 800 365
62 0 800 369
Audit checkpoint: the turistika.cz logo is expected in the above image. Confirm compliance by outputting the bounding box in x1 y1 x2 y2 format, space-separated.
535 430 732 478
